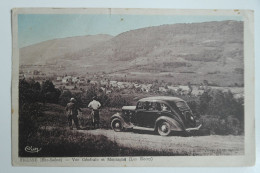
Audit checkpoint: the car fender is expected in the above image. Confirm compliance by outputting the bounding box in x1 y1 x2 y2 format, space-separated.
110 113 133 129
155 116 184 131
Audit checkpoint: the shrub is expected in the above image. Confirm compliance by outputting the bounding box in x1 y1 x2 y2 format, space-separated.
197 89 244 135
199 115 242 135
41 80 61 103
107 94 131 108
19 79 41 104
207 90 244 122
198 91 212 115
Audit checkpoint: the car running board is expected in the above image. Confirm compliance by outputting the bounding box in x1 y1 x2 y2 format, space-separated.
133 126 154 131
185 124 202 132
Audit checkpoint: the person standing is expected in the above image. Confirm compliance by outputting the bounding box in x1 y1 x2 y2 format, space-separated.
187 82 193 96
65 98 82 130
88 96 101 129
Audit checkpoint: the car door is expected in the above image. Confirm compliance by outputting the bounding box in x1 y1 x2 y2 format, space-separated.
143 102 162 128
135 101 161 128
132 101 146 126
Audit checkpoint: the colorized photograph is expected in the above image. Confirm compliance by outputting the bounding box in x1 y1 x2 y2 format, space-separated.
11 8 255 166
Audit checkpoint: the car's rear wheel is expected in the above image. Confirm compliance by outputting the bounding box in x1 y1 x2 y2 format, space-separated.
157 121 171 136
111 119 123 132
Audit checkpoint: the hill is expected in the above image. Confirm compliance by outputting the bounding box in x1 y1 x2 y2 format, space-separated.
20 34 113 65
19 20 244 86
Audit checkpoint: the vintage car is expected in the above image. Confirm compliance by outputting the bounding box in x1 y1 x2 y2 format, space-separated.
110 96 202 136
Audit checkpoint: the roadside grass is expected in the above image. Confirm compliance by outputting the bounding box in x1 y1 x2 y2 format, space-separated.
20 127 193 157
20 128 119 157
20 126 243 157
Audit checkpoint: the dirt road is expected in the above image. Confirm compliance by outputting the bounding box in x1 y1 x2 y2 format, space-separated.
78 129 244 156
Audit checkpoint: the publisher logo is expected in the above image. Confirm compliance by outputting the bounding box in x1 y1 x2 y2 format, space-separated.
25 146 42 153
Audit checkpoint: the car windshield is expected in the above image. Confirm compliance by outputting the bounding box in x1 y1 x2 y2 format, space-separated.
175 101 190 111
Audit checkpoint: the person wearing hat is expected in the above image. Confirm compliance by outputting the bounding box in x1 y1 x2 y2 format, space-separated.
88 96 101 129
65 98 82 130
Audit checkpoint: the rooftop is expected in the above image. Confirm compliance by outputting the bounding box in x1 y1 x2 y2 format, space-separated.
139 96 184 102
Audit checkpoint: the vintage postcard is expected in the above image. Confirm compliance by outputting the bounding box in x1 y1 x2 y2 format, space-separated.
11 8 255 166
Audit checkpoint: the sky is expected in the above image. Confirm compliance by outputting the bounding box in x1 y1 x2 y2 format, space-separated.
18 14 242 48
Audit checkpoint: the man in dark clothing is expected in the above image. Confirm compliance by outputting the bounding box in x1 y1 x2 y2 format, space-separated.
65 98 82 130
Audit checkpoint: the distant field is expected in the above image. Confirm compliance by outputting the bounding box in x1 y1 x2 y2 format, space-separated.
106 69 243 87
20 63 243 87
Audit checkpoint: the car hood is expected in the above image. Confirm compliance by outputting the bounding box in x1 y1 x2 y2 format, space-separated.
122 106 136 111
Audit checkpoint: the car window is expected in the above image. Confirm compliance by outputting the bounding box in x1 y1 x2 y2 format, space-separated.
137 101 162 111
144 102 160 111
175 101 190 111
160 103 170 112
136 102 145 109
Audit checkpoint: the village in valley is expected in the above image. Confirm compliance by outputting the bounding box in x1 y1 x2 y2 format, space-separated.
19 64 244 100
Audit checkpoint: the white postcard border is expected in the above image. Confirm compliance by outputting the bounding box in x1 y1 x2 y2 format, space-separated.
11 8 255 167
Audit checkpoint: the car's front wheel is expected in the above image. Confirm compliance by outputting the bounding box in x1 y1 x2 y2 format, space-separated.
157 121 171 136
111 119 123 132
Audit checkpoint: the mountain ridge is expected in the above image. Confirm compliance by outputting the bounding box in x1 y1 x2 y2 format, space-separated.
19 20 244 86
